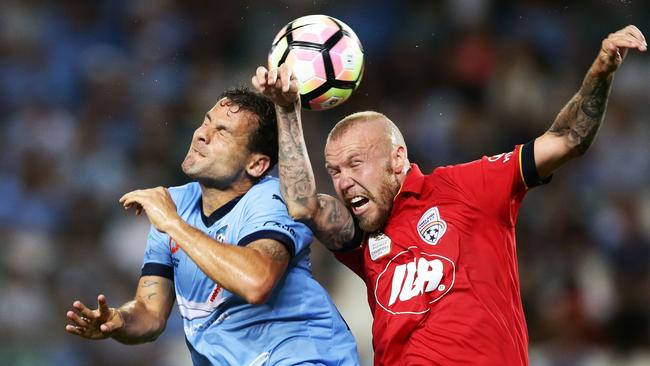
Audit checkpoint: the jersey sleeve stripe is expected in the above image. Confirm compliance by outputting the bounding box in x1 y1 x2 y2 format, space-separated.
518 144 529 190
238 230 296 257
520 140 552 188
141 262 174 280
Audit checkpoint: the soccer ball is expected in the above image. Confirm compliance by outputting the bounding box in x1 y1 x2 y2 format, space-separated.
268 15 364 111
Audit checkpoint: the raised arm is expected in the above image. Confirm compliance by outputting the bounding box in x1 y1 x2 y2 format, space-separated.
534 25 646 178
66 275 175 344
252 65 359 250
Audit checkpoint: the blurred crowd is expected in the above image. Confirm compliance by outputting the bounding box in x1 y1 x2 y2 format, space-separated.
0 0 648 365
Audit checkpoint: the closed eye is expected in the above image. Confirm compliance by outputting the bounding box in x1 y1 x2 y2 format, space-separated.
212 124 230 136
204 113 212 125
326 167 340 177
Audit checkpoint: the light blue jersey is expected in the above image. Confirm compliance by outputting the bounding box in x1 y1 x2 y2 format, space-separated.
141 176 359 366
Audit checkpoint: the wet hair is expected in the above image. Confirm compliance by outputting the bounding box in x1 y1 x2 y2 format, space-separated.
218 87 278 177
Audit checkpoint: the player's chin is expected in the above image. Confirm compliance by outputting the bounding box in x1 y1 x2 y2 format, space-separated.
181 160 201 178
361 202 394 232
358 215 383 233
355 209 381 233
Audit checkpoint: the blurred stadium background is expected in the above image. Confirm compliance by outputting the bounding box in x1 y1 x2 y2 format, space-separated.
0 0 648 365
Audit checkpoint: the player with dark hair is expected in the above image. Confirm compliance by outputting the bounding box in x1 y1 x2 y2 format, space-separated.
65 88 360 365
219 88 280 174
253 25 646 365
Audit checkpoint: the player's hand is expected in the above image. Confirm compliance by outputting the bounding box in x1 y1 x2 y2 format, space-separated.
65 294 124 340
119 186 180 233
252 64 300 109
594 25 646 74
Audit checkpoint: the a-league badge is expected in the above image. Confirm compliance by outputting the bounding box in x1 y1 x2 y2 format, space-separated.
417 207 447 245
368 232 392 261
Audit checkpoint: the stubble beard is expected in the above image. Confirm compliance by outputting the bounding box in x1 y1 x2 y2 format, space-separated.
181 153 201 179
182 154 224 189
358 163 401 233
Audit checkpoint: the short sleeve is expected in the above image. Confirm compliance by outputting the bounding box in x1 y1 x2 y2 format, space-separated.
442 141 549 225
141 225 174 280
236 187 313 258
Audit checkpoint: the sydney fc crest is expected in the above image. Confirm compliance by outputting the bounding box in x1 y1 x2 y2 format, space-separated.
214 224 228 242
417 207 447 245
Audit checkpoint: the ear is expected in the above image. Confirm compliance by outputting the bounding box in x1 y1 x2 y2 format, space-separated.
390 145 408 174
246 153 271 179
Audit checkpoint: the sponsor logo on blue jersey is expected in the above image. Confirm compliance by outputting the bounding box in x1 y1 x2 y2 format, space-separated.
263 220 297 238
271 194 286 205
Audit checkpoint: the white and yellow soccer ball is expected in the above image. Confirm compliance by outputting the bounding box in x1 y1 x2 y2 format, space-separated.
268 15 364 111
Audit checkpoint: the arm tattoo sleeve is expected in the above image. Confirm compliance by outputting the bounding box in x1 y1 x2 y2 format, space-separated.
276 107 317 209
548 70 613 155
276 108 358 250
313 194 357 251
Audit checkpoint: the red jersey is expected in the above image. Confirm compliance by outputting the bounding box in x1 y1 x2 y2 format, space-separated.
335 143 547 365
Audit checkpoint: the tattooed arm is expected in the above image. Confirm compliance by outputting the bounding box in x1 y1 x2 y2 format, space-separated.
65 276 175 344
252 65 359 251
111 276 175 344
276 102 357 250
535 25 646 178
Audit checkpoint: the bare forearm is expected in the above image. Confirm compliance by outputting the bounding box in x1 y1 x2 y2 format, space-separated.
535 26 646 178
111 300 165 344
276 104 319 220
111 277 172 344
165 221 278 303
547 67 613 157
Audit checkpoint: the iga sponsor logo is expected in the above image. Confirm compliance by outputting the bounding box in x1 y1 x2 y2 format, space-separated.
375 247 455 315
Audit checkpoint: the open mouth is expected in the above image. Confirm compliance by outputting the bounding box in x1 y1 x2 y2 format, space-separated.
350 196 370 211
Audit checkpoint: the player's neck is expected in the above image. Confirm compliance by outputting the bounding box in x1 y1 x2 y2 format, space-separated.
199 181 252 217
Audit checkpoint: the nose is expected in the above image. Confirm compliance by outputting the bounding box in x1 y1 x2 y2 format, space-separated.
194 124 209 144
337 170 355 193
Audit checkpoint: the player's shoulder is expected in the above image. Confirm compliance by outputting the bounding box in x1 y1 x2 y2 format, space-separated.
421 160 484 196
246 176 284 202
428 162 471 182
167 182 201 209
426 145 525 193
434 145 521 174
432 151 502 178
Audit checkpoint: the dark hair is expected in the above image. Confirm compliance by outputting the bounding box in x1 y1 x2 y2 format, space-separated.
218 87 278 177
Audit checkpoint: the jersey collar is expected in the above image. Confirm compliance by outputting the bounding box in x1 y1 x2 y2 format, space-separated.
396 163 425 196
198 195 243 227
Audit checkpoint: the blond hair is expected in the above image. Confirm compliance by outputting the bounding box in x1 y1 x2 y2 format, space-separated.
327 111 406 150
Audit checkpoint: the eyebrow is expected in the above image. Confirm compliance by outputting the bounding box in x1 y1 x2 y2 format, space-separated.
205 113 212 122
347 152 361 161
